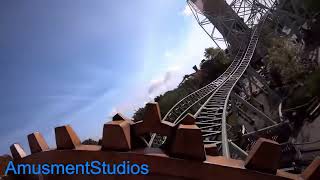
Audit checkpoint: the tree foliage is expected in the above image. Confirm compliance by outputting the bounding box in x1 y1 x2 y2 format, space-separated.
304 0 320 14
133 107 146 122
82 138 99 145
200 48 230 85
268 36 320 109
306 69 320 97
267 37 305 86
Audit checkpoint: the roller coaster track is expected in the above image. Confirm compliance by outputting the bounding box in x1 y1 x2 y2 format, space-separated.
193 20 264 158
2 4 320 179
146 46 246 147
151 14 268 158
163 48 245 123
148 44 246 148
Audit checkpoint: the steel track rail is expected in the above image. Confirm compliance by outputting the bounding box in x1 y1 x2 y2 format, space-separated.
162 49 245 123
151 19 265 148
149 48 246 147
189 16 268 158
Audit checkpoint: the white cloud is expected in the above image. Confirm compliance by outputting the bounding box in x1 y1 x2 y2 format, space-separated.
164 50 173 57
181 5 192 16
166 20 215 75
109 107 117 117
111 13 217 117
148 68 180 97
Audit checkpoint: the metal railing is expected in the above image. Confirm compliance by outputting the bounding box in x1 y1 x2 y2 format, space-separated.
193 23 262 157
163 49 245 124
149 48 246 147
148 6 270 159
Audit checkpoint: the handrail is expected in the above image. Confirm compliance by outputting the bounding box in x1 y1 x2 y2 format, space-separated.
149 5 270 156
162 50 243 123
188 14 269 157
149 49 245 147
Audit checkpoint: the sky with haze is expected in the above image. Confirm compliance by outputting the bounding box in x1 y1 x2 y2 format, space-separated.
0 0 215 154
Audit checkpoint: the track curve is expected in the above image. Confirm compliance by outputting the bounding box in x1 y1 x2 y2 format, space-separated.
151 14 269 157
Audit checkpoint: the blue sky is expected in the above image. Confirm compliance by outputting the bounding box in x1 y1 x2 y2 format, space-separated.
0 0 213 154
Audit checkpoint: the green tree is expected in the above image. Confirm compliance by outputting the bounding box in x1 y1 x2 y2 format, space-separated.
200 47 230 85
132 107 145 122
204 47 220 60
306 70 320 97
304 0 320 14
267 37 305 85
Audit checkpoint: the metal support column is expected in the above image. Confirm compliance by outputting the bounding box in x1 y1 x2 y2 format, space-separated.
232 92 277 125
247 66 280 101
